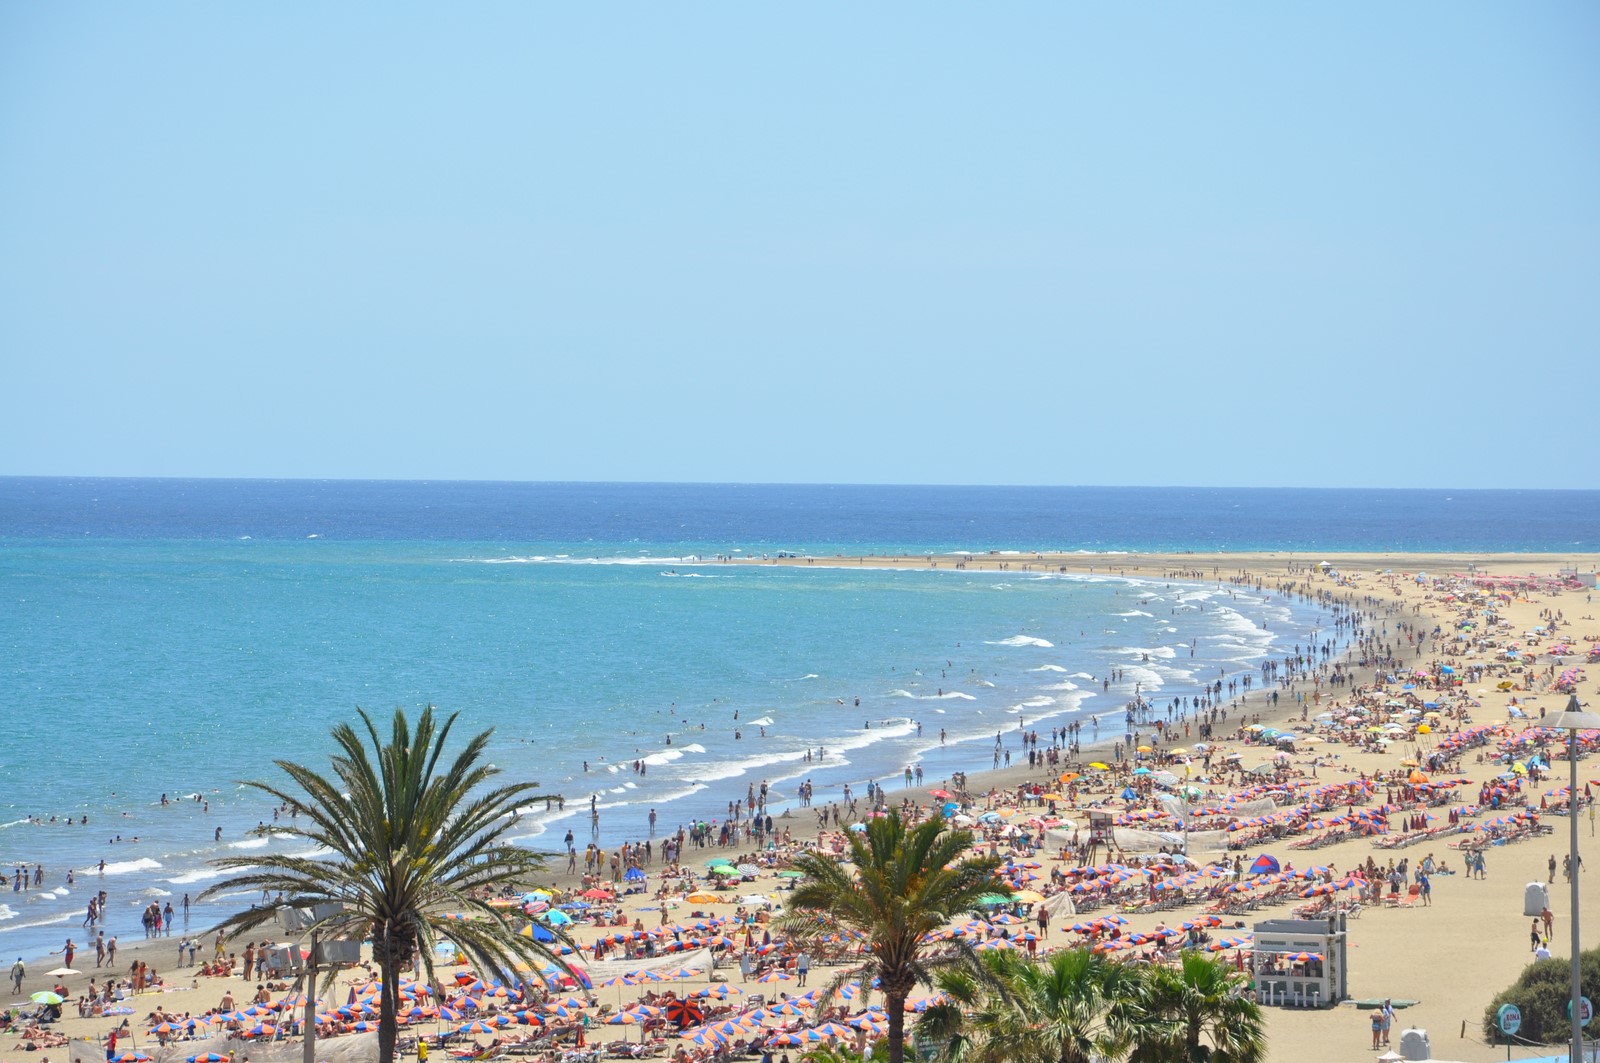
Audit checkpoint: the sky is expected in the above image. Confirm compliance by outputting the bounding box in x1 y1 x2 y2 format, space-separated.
1 5 1596 488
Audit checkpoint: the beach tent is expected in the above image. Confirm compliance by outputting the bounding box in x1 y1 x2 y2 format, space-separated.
1249 855 1280 875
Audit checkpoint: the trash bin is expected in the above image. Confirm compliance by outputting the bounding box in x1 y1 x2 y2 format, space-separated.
1399 1027 1431 1061
1526 881 1550 917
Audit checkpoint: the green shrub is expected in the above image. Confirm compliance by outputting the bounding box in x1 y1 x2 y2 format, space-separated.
1483 948 1600 1045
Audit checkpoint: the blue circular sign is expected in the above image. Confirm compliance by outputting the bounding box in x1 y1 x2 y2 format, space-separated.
1498 1003 1522 1036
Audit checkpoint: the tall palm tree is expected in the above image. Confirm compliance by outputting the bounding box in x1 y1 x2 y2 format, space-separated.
1127 951 1265 1063
779 811 1001 1063
915 946 1149 1063
198 706 569 1063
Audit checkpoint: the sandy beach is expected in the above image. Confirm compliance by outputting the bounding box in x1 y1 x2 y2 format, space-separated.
7 551 1599 1063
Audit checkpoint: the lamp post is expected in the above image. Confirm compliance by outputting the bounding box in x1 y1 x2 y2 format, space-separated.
1550 693 1600 1063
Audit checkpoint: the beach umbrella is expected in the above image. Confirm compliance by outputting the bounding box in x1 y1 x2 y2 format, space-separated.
1088 762 1111 771
185 1055 231 1063
46 967 80 977
458 1021 500 1035
665 998 704 1028
1248 855 1280 875
30 992 65 1006
109 1054 153 1063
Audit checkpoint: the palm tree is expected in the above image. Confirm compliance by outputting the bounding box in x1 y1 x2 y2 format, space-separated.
915 946 1148 1063
779 811 1001 1063
198 706 570 1063
1127 951 1264 1063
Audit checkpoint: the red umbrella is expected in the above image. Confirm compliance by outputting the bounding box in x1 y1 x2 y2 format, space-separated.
664 998 703 1028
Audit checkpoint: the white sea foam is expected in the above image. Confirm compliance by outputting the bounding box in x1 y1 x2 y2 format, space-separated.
227 838 269 850
1115 645 1178 659
787 674 820 682
1116 610 1155 618
100 858 162 875
1030 665 1069 673
138 887 172 897
1042 681 1081 692
1070 672 1096 680
986 635 1055 648
887 689 976 701
0 913 71 933
1120 665 1164 690
165 868 229 886
1020 696 1054 709
504 825 550 845
0 904 15 922
746 716 775 727
682 749 812 785
284 846 332 860
641 749 686 766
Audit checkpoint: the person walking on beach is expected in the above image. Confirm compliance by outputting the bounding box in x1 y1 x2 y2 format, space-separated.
796 950 810 987
1549 853 1557 883
9 957 22 993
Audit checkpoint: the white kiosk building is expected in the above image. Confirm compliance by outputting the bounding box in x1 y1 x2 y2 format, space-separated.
1251 913 1349 1008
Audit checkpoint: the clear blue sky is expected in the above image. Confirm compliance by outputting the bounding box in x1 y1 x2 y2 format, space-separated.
2 5 1595 487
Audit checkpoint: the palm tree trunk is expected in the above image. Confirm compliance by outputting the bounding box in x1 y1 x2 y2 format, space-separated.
887 990 907 1063
378 942 398 1063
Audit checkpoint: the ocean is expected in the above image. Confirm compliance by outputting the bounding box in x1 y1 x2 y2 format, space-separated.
1 478 1596 962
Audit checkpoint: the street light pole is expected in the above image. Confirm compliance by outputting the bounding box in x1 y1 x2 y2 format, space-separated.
1551 693 1600 1063
303 929 317 1063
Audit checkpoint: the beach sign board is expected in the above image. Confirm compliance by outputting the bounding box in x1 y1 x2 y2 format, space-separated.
1497 1003 1522 1037
1567 996 1592 1026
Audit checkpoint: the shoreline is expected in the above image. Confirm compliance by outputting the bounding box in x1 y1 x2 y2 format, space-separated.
5 552 1598 1063
8 552 1588 969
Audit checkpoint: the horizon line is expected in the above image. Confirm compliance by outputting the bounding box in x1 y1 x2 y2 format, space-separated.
4 474 1599 493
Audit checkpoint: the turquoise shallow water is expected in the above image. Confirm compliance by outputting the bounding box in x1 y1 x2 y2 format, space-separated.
3 477 1593 961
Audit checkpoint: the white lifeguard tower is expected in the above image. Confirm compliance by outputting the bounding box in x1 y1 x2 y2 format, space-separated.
1251 913 1349 1009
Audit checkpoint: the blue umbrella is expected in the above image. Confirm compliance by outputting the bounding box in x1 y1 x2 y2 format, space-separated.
625 866 646 882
